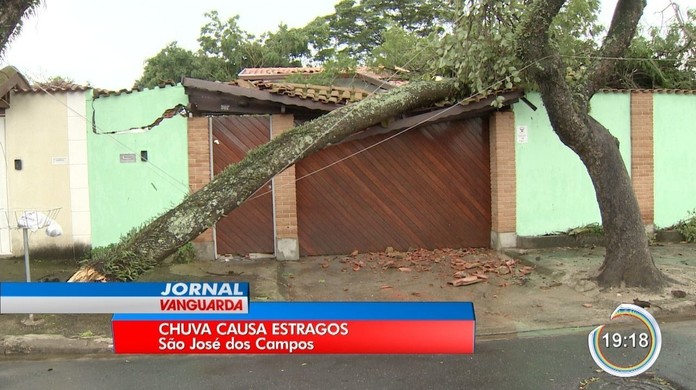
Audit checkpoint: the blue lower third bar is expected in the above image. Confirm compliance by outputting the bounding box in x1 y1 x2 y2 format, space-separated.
0 282 249 314
0 282 249 297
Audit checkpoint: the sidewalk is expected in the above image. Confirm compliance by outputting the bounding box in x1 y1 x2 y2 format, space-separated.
1 243 695 356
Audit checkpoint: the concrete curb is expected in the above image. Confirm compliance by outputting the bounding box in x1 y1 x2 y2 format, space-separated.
1 334 113 356
503 249 555 275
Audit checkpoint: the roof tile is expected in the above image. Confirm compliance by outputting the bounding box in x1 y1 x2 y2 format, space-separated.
93 81 178 98
237 79 379 105
598 88 696 94
14 83 92 94
239 67 324 77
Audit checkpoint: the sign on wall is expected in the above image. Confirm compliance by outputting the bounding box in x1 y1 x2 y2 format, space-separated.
119 153 137 163
516 125 528 144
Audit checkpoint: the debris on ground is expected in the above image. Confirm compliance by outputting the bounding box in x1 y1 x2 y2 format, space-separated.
633 298 664 310
448 275 482 287
327 247 534 287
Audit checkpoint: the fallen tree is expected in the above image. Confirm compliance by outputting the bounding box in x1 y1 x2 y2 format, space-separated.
70 79 458 281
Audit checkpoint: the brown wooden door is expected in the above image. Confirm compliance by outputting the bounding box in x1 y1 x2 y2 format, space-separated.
296 118 491 255
212 116 274 255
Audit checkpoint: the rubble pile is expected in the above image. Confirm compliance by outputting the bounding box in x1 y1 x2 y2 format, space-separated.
332 247 534 287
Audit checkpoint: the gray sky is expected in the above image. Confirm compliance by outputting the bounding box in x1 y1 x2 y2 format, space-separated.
0 0 340 89
0 0 690 90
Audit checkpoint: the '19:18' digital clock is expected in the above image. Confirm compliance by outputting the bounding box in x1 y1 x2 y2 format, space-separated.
588 303 662 377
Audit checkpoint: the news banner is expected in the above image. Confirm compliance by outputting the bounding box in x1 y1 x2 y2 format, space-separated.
0 282 476 354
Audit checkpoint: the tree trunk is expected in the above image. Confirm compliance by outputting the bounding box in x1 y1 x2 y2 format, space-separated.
546 109 667 287
533 78 667 290
70 79 458 281
580 118 667 287
516 0 667 289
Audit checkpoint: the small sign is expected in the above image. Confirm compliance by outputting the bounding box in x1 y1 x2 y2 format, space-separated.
52 157 68 165
516 126 528 144
119 153 137 163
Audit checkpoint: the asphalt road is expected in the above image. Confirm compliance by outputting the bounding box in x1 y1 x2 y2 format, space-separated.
1 321 694 390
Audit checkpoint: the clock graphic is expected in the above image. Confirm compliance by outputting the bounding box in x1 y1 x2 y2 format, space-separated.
588 303 662 377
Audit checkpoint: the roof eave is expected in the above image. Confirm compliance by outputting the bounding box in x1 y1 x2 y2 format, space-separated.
182 77 341 115
0 66 30 98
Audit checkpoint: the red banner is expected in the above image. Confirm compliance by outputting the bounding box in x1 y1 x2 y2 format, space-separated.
112 320 475 354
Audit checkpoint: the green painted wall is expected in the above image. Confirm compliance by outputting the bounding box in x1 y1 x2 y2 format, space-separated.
87 85 189 247
654 94 696 228
513 92 631 236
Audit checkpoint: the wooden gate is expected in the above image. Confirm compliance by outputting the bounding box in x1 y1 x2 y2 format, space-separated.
296 118 491 255
212 116 274 255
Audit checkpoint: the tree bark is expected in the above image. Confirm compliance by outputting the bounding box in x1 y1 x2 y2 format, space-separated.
517 0 667 289
583 118 666 287
70 79 458 281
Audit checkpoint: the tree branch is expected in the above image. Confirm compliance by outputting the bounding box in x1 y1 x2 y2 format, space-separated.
515 0 592 154
669 1 696 57
515 0 565 64
585 0 646 97
0 0 41 55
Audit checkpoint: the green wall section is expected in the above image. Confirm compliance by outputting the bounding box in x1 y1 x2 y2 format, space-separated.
513 92 631 236
87 85 189 247
654 94 696 228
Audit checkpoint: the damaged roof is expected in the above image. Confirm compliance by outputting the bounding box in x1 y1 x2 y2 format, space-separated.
184 66 420 116
234 80 369 105
183 68 525 130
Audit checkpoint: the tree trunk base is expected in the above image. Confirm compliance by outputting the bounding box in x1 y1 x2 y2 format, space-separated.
68 266 108 282
595 252 669 291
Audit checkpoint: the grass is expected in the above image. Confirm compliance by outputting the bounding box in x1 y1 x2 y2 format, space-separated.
672 210 696 243
564 223 604 237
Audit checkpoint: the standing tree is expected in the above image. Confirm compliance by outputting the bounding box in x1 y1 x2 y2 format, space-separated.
135 42 205 89
303 0 451 63
366 26 437 74
73 1 678 290
520 0 668 287
438 0 668 287
136 12 311 88
0 0 42 55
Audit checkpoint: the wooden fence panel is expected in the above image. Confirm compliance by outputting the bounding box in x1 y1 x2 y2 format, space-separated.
212 116 274 255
